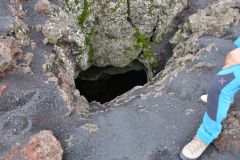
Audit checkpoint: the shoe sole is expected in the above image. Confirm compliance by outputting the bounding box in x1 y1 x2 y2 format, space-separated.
180 152 197 160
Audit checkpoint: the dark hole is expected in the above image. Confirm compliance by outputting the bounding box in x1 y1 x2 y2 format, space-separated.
75 69 147 104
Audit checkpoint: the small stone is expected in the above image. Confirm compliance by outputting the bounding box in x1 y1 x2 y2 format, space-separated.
47 77 58 84
46 72 55 77
73 89 80 98
0 41 14 72
42 64 47 72
34 0 51 15
0 84 7 96
30 41 37 49
75 95 90 114
81 123 100 134
42 38 48 45
185 108 194 116
137 107 148 113
24 52 33 66
0 72 6 78
35 24 42 32
18 66 32 75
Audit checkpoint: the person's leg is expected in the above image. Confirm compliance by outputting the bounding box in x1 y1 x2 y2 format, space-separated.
181 65 240 160
197 65 240 144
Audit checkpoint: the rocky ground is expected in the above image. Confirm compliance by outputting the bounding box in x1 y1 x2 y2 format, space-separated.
1 0 240 160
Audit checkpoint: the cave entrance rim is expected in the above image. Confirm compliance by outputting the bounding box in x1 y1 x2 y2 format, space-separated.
74 60 149 104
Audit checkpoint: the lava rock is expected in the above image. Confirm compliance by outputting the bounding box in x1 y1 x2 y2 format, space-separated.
214 110 240 154
171 0 240 45
6 17 30 47
42 0 188 78
0 72 6 77
0 84 7 96
0 37 22 73
1 130 63 160
0 41 13 72
34 0 51 15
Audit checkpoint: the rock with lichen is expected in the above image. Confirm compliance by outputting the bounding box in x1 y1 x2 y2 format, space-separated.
151 0 240 95
42 4 88 78
171 0 240 45
34 0 52 15
42 0 188 78
6 17 30 47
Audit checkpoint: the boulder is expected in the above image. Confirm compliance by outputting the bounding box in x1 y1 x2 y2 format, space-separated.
42 0 188 78
1 130 63 160
171 0 240 45
0 37 22 73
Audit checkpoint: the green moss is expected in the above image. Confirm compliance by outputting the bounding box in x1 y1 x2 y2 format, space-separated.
84 29 97 63
75 0 80 4
135 27 148 47
47 37 61 46
85 34 93 62
64 0 69 5
111 7 117 13
64 0 70 9
77 0 90 29
142 47 159 69
134 27 158 69
88 45 94 63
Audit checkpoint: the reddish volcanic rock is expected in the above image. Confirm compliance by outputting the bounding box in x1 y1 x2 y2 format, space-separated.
0 72 6 78
0 84 7 96
1 130 63 160
0 37 22 73
214 110 240 153
23 130 63 160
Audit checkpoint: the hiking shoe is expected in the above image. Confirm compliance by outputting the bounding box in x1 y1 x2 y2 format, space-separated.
180 136 208 160
199 94 208 104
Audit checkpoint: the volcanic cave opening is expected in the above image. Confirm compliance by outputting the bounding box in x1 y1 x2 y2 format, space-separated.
74 66 148 104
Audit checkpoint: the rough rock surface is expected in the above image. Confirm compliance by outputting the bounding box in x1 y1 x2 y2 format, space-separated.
0 37 22 73
6 17 30 47
42 0 188 78
171 0 240 45
1 130 63 160
1 0 240 160
0 84 7 96
214 110 240 153
34 0 51 14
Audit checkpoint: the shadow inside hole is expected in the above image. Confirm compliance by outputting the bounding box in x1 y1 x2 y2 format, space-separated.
75 69 147 104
